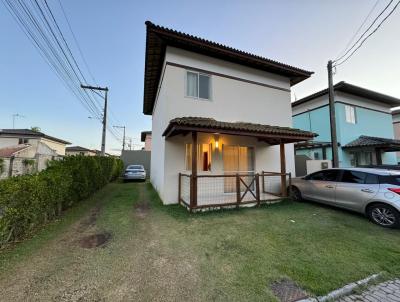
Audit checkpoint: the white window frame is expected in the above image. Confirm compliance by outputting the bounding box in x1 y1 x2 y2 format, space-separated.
345 105 356 124
185 70 212 101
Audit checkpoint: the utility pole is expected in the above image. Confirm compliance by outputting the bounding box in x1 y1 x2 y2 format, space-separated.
327 60 339 167
81 85 108 156
113 125 126 151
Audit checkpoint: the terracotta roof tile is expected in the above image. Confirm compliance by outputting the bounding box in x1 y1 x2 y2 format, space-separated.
0 144 31 157
163 117 317 144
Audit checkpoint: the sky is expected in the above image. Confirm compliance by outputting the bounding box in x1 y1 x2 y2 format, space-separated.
1 0 400 154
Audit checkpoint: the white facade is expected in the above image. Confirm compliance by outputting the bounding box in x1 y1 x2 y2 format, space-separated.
0 135 67 156
151 47 297 204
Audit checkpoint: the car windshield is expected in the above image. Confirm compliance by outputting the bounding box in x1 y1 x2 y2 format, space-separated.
127 165 143 170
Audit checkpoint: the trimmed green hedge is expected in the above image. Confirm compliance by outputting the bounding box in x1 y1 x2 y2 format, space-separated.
0 156 123 246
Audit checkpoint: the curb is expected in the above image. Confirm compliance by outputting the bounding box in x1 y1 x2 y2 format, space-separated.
297 273 381 302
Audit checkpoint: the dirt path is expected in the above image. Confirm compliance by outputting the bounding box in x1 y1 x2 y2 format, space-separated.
0 182 202 302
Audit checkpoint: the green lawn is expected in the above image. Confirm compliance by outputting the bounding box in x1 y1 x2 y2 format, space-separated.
1 181 400 301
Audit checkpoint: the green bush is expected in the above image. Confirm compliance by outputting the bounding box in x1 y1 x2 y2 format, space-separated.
0 156 123 246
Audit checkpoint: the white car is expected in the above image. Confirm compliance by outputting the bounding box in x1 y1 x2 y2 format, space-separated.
291 168 400 228
123 165 146 182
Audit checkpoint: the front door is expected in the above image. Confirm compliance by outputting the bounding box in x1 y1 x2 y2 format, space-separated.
223 145 255 193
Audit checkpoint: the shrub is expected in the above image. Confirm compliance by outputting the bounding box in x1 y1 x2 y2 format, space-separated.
0 155 123 246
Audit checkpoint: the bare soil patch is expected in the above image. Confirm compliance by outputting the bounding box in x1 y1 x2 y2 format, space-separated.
270 279 309 302
78 232 111 249
134 201 150 218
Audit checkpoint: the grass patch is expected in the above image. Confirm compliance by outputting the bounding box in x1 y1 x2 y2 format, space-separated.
1 181 400 301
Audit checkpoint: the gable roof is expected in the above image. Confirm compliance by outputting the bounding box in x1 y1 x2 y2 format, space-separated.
163 117 317 145
66 146 94 152
0 129 71 145
292 81 400 108
342 135 400 152
0 144 31 157
143 21 313 115
141 131 152 142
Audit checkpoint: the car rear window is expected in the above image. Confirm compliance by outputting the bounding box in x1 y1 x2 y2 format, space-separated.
127 165 143 170
379 175 400 185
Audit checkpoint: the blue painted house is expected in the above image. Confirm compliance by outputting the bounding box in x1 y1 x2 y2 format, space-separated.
292 82 400 167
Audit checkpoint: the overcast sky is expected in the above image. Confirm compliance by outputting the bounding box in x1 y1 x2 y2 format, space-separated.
1 0 399 154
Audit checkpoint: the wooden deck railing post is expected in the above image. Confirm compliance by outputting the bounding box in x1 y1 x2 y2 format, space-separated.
190 131 198 210
280 143 287 197
178 173 182 205
261 170 265 194
236 173 241 207
255 173 260 207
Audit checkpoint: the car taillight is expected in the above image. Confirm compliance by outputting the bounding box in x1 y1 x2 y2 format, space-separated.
388 188 400 195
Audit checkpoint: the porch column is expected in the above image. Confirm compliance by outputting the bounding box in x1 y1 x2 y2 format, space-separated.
190 131 198 208
280 143 287 197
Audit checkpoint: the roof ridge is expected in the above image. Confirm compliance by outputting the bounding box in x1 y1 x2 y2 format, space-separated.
146 21 313 75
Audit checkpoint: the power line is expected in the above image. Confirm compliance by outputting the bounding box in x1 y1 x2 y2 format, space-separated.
57 0 98 86
334 0 400 67
335 0 380 60
334 0 395 63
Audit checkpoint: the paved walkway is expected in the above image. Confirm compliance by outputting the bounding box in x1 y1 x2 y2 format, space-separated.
338 279 400 302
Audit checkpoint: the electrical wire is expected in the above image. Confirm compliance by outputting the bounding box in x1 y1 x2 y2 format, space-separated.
334 0 400 67
334 0 394 63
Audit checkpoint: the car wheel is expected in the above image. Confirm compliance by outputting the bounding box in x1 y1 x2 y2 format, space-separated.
367 203 400 228
291 186 303 202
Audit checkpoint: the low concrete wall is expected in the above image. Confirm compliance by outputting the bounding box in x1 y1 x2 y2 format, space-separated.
121 150 151 176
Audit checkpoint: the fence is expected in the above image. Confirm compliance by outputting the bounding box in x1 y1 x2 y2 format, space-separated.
179 171 291 211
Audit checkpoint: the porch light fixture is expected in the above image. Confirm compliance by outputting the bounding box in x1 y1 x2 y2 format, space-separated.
214 134 220 150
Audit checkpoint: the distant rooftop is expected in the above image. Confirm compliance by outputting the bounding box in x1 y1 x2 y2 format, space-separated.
66 146 94 152
0 144 31 157
0 129 70 144
143 21 313 115
292 81 400 108
141 131 151 142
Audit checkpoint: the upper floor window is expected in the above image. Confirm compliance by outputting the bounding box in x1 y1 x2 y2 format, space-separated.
18 138 29 144
186 71 211 100
345 105 356 124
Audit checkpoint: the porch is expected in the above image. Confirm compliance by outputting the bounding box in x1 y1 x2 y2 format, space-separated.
163 117 317 210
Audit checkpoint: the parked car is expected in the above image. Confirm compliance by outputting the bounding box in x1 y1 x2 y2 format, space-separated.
291 168 400 228
123 165 146 182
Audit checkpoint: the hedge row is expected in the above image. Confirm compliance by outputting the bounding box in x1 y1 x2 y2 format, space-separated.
0 156 123 246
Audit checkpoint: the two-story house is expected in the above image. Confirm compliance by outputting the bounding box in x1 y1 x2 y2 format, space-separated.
292 82 400 169
0 129 70 156
143 22 316 208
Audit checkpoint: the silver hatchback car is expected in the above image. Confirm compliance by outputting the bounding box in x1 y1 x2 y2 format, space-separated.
291 168 400 228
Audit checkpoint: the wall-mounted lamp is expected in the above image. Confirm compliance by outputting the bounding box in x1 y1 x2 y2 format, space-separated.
214 134 220 150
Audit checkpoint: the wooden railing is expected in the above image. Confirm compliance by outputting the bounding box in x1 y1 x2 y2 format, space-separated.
179 171 291 211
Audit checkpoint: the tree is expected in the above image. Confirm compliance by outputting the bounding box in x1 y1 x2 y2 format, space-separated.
31 126 41 132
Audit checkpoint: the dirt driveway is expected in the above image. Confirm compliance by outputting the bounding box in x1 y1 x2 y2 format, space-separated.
0 182 202 302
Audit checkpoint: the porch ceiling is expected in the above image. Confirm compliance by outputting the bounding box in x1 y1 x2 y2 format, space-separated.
342 135 400 152
162 117 317 145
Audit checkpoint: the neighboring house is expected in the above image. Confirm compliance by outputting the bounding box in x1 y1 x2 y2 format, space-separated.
66 146 97 156
0 129 70 156
292 82 400 168
0 129 69 179
141 131 152 151
143 21 316 207
0 142 59 179
391 109 400 163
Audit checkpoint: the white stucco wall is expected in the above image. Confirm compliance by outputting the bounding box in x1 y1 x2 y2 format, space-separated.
151 47 295 204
